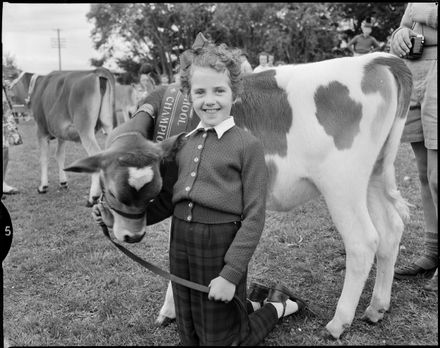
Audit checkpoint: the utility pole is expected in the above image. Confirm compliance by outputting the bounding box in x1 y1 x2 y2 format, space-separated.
51 28 66 70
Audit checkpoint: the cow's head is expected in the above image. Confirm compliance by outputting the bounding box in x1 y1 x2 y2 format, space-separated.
64 132 186 243
8 72 32 106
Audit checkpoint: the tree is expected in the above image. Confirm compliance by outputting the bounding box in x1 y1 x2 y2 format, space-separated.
87 3 216 84
211 3 339 64
86 3 407 79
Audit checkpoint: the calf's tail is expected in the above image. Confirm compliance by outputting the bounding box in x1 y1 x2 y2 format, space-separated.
374 55 413 223
95 68 117 132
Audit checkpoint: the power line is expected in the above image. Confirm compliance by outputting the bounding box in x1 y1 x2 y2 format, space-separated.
51 28 66 70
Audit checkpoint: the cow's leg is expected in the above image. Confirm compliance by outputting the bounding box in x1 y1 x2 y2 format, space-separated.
156 219 176 325
78 133 103 206
56 139 68 189
362 172 407 323
155 281 176 325
319 175 378 339
99 81 115 134
37 134 51 193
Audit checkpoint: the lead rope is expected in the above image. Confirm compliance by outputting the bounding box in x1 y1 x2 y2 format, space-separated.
99 221 250 344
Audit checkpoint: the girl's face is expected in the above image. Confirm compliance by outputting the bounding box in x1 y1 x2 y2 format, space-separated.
190 66 233 128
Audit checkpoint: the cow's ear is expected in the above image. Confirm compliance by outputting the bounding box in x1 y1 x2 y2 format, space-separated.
64 153 106 173
159 132 187 161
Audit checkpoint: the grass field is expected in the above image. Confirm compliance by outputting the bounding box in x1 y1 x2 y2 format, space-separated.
2 119 438 346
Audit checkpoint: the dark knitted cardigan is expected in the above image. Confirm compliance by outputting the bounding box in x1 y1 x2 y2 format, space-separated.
146 123 268 285
172 125 268 284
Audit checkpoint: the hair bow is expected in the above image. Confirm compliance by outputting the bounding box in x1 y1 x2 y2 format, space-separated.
180 33 210 72
192 32 210 51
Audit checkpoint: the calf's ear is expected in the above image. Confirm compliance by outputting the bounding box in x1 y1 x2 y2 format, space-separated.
64 153 105 173
159 132 187 161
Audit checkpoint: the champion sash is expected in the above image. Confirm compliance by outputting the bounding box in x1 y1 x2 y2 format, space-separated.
153 85 193 142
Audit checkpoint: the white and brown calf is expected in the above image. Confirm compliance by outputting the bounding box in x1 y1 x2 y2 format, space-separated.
65 52 413 339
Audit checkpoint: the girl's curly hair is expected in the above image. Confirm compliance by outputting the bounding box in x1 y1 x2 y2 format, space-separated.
179 38 243 102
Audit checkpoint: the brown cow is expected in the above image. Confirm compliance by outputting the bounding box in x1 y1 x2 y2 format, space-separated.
9 68 117 206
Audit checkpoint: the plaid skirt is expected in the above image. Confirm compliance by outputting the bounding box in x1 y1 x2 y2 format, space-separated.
170 216 278 346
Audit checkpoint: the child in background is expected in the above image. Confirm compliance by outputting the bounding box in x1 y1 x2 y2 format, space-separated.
253 51 271 73
347 20 380 56
93 33 308 345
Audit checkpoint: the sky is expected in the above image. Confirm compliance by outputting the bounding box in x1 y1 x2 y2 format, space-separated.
2 3 100 74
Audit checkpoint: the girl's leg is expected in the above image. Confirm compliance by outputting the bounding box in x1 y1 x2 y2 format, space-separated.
187 221 244 346
169 217 199 346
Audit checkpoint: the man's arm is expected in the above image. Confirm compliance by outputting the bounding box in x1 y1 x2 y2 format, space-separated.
390 4 414 57
409 2 438 29
371 37 381 51
346 35 358 54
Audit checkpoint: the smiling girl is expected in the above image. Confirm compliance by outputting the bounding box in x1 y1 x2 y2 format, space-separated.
166 34 306 346
92 33 307 346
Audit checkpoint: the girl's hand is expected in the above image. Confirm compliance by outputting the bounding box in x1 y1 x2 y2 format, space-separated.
208 276 236 303
390 27 415 58
92 202 114 228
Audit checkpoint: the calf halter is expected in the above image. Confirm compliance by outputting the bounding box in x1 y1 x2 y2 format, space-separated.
100 131 151 220
99 186 146 220
9 72 39 105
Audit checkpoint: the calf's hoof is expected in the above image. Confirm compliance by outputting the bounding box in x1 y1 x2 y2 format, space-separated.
318 328 340 341
154 316 175 327
325 320 349 340
85 196 100 207
361 306 386 324
59 182 68 190
38 185 48 194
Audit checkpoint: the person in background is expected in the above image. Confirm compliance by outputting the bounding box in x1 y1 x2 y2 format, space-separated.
173 64 181 84
137 63 159 100
390 2 437 292
332 32 352 56
2 85 20 196
160 74 169 85
347 20 381 56
239 50 253 75
253 51 271 73
137 73 156 101
268 54 274 67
